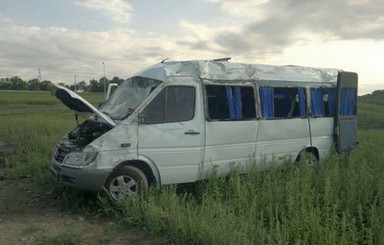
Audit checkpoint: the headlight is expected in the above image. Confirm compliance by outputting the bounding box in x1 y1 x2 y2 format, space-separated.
63 151 97 167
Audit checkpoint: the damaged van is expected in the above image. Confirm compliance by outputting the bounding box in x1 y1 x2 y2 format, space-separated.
51 59 358 200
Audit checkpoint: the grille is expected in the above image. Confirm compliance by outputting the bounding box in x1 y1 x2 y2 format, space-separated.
54 141 76 164
52 162 62 172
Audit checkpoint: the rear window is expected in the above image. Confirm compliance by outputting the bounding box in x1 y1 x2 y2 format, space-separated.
340 88 357 116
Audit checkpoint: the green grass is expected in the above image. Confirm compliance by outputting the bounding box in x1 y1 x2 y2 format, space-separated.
0 90 103 109
113 134 384 244
0 91 103 184
358 102 384 129
1 90 384 244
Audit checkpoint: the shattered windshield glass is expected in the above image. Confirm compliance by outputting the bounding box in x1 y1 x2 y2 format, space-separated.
99 76 162 120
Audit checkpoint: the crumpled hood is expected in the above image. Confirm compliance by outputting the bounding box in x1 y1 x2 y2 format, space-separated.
52 85 116 127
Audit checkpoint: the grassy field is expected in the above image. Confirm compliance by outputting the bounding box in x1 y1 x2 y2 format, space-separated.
1 90 384 244
0 91 103 184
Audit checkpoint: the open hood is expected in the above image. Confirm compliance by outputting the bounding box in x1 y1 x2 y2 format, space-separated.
52 85 116 127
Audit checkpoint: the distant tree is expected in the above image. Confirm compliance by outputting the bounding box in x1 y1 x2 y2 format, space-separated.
0 78 11 90
99 77 110 93
77 81 87 90
90 79 102 92
0 75 125 91
27 79 39 90
110 76 124 85
10 76 26 90
40 80 52 91
54 82 69 89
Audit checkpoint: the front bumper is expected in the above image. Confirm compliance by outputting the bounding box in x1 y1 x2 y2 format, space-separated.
51 161 112 192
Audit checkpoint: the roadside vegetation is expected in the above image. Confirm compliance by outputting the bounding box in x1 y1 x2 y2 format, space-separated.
1 90 384 244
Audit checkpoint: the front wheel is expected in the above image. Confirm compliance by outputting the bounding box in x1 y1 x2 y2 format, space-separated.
104 165 148 201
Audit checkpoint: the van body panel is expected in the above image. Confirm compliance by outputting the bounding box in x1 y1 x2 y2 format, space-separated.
203 120 257 176
87 123 138 154
309 118 334 161
138 77 205 184
255 118 311 163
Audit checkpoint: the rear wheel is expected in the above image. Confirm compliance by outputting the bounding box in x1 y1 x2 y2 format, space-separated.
297 150 318 166
104 165 148 201
304 152 318 165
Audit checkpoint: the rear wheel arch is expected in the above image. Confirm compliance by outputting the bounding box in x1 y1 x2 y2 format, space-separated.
296 147 319 162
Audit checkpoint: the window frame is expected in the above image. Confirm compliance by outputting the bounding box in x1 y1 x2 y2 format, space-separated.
204 84 257 122
140 85 196 124
259 86 308 120
309 87 337 118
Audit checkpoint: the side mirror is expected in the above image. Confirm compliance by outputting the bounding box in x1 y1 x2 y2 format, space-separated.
106 83 118 100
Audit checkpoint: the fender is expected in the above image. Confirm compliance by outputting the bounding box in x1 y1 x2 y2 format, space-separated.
112 156 161 185
296 145 319 161
136 154 161 185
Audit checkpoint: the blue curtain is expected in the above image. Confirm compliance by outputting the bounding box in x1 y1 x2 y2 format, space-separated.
225 87 235 119
260 87 274 118
298 88 306 117
233 87 242 119
310 88 324 116
327 88 336 116
340 88 356 116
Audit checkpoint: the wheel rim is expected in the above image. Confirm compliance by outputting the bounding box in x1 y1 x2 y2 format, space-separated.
109 175 139 200
305 153 317 165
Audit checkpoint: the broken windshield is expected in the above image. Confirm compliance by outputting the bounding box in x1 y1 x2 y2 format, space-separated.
99 77 162 120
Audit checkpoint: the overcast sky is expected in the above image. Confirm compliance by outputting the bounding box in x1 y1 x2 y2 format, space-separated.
0 0 383 94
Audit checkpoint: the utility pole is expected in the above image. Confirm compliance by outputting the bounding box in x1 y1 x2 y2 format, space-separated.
38 67 41 91
74 74 77 92
102 61 106 98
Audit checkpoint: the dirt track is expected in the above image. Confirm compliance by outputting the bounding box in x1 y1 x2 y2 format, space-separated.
0 178 170 245
0 140 169 245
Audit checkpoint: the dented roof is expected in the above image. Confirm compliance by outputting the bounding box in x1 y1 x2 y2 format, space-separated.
134 60 340 87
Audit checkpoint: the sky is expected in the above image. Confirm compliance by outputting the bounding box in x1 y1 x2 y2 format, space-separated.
0 0 383 94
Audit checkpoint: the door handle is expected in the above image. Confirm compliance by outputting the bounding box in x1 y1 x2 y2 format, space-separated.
185 130 200 135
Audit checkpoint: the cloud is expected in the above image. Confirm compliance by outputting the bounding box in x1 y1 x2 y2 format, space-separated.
1 0 383 96
75 0 132 24
0 16 171 81
195 0 384 56
0 15 226 83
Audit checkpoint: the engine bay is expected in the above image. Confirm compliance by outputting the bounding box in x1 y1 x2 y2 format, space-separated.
68 119 113 149
53 119 113 164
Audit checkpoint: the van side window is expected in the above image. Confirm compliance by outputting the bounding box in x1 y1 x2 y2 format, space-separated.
206 85 256 120
310 88 336 117
259 87 306 119
141 86 195 124
324 88 336 116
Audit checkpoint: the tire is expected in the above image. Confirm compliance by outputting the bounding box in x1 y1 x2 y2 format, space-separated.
104 165 149 201
297 150 318 166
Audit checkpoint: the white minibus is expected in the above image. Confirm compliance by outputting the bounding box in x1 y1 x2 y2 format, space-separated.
51 59 358 200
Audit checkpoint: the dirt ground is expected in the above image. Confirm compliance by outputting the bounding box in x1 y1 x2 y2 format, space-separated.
0 140 170 245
